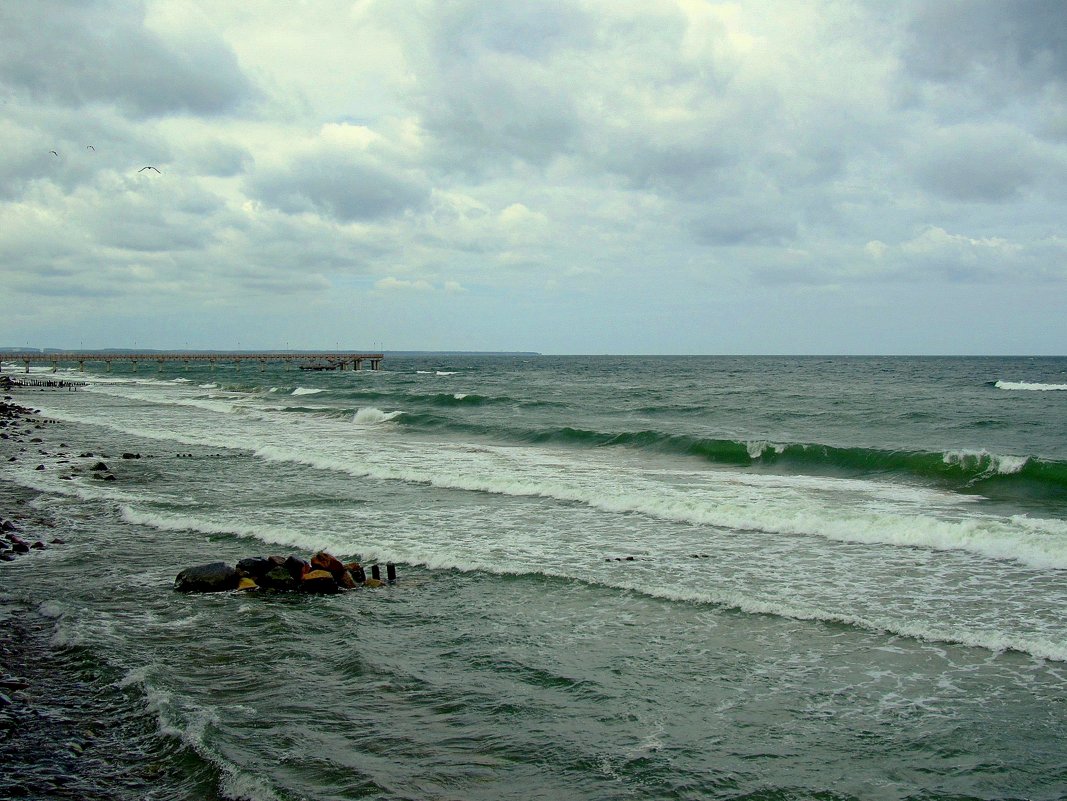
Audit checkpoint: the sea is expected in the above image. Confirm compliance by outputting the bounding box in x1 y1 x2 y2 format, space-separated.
2 354 1067 801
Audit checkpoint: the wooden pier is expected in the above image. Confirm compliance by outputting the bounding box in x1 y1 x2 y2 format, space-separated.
1 352 385 374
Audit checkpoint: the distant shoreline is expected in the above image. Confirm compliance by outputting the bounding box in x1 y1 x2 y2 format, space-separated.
0 349 542 357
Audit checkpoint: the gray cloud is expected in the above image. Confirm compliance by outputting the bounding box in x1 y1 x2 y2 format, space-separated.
250 155 429 222
0 1 256 117
909 124 1042 202
2 1 1066 353
904 1 1067 88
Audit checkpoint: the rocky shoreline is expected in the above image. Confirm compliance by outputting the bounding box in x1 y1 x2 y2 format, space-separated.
1 395 67 564
175 550 394 594
0 385 402 796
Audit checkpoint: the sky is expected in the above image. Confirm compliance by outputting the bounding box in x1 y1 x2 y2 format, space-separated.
1 0 1065 355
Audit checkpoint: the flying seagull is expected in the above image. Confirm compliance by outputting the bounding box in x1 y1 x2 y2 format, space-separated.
50 150 58 157
86 145 95 151
138 166 161 173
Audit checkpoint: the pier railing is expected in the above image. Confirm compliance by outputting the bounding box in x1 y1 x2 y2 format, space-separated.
0 352 385 373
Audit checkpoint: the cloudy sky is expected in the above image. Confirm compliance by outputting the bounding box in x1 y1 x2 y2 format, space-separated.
2 1 1065 354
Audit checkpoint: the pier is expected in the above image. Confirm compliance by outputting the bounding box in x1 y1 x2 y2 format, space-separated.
1 352 385 374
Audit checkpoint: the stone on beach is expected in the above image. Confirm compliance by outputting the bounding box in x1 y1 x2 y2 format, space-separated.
311 550 345 575
236 556 273 579
258 566 297 591
172 551 388 594
300 569 340 594
174 562 240 593
284 555 311 581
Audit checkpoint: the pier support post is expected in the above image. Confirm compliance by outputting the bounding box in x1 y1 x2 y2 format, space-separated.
387 563 397 583
371 564 381 581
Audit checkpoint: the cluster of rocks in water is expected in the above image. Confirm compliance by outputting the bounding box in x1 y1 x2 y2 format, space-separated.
174 551 395 595
0 519 62 562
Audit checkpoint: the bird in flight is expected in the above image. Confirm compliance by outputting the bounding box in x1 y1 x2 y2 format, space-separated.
138 166 161 173
50 150 58 157
86 145 95 151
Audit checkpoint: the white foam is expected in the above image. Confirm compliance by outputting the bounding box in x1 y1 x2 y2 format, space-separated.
943 449 1029 476
995 380 1067 391
436 371 458 376
245 439 1067 570
291 387 324 396
353 407 403 424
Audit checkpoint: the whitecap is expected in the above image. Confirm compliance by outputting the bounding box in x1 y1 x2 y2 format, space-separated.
353 407 403 425
995 380 1067 391
291 387 325 396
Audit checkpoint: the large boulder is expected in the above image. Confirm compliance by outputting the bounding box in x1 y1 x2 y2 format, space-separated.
345 562 367 584
300 569 340 594
311 551 344 575
236 556 273 579
258 566 297 591
284 556 310 581
174 562 239 593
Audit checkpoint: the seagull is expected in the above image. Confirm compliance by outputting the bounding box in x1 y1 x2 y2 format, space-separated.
86 145 95 151
50 150 58 157
138 166 161 173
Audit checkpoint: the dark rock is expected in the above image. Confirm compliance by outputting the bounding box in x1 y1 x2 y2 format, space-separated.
90 462 109 472
337 569 357 589
1 552 17 561
1 521 17 532
102 474 116 481
30 541 46 550
174 562 239 593
121 452 141 459
11 542 29 554
258 566 297 591
345 562 367 584
284 555 310 581
34 464 45 471
50 538 65 545
236 556 272 579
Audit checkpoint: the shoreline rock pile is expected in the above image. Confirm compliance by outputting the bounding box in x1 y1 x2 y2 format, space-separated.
0 519 59 562
174 551 394 594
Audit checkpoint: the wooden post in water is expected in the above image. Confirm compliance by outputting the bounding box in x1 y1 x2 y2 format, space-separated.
387 563 397 583
371 564 381 581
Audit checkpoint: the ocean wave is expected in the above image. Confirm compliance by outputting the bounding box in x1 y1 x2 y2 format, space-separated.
995 380 1067 391
390 416 1067 500
353 406 404 425
246 441 1067 570
291 387 325 396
